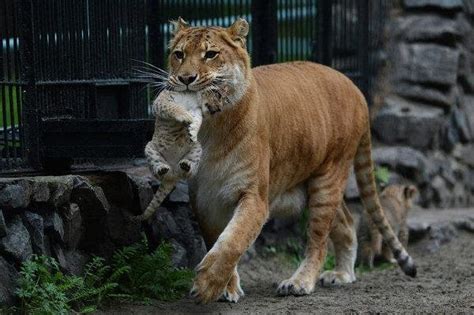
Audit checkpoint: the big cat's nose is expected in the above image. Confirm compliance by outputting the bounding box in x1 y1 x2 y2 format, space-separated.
178 74 197 85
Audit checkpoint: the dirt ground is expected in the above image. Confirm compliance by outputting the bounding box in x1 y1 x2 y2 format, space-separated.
99 230 474 314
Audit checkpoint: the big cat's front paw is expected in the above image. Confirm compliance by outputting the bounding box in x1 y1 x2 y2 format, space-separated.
276 277 315 296
218 269 244 303
319 270 355 287
189 253 233 304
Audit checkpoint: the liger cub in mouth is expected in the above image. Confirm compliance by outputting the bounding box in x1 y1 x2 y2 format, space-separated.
150 17 417 304
134 88 229 222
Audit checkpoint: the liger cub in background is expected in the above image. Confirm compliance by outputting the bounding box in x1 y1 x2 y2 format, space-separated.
154 17 417 304
356 184 418 268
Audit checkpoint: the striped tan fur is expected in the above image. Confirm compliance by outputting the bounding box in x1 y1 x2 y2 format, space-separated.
353 137 417 277
163 18 416 304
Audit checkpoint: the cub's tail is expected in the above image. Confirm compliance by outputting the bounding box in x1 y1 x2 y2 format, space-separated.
354 128 417 277
132 180 176 222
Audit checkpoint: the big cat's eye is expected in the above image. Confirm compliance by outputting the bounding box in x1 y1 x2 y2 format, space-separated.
174 51 184 59
204 51 219 59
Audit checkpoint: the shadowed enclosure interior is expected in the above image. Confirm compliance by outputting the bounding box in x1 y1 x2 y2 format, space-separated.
0 0 390 173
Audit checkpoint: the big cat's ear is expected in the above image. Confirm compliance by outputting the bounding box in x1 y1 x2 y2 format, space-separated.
404 185 418 200
171 17 189 36
227 18 249 47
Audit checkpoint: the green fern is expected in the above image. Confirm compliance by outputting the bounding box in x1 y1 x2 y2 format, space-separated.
111 238 194 301
16 254 119 314
15 238 193 314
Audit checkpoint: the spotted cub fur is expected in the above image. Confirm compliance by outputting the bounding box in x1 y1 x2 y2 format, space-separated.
355 184 418 268
134 88 227 222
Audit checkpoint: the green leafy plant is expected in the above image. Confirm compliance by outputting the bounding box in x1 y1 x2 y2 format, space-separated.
16 255 114 314
262 245 277 256
322 254 336 271
110 238 194 301
374 166 390 187
15 238 194 314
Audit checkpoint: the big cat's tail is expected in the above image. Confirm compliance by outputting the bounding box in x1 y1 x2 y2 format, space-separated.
132 180 176 222
354 128 417 277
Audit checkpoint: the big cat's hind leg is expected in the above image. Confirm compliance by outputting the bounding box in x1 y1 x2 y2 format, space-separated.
319 201 357 287
277 166 350 296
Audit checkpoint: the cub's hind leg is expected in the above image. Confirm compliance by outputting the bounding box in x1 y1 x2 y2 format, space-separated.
319 201 357 287
277 167 349 296
178 142 202 175
145 141 170 177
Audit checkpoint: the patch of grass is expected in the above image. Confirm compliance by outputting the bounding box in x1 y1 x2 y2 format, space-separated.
323 254 336 271
261 208 336 269
356 261 396 275
13 237 194 314
286 237 304 267
263 241 336 273
299 207 310 241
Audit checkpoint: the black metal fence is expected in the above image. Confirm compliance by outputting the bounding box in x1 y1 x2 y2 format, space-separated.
0 0 391 173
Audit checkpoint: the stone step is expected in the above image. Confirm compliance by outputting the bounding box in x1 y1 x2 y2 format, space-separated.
408 208 474 252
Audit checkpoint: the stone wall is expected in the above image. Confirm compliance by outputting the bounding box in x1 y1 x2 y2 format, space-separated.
367 0 474 207
0 170 206 305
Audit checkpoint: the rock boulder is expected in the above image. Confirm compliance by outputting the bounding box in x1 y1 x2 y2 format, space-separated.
0 216 33 263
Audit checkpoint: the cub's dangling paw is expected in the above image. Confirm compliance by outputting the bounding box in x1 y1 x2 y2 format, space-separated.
179 159 192 173
151 162 170 178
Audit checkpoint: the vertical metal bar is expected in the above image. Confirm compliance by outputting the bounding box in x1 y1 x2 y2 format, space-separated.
289 0 293 60
19 0 41 169
358 0 369 99
110 0 116 78
342 0 347 70
299 0 302 59
251 0 277 66
316 0 332 65
12 0 22 163
1 0 11 168
148 0 163 69
48 0 56 81
305 0 310 60
299 0 304 60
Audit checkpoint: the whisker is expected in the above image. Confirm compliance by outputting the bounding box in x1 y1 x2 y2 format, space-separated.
133 68 168 81
133 65 168 76
131 59 169 75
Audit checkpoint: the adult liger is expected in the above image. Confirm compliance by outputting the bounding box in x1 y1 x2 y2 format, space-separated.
164 18 416 304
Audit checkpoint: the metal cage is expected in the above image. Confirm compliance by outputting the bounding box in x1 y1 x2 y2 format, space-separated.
0 0 390 173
